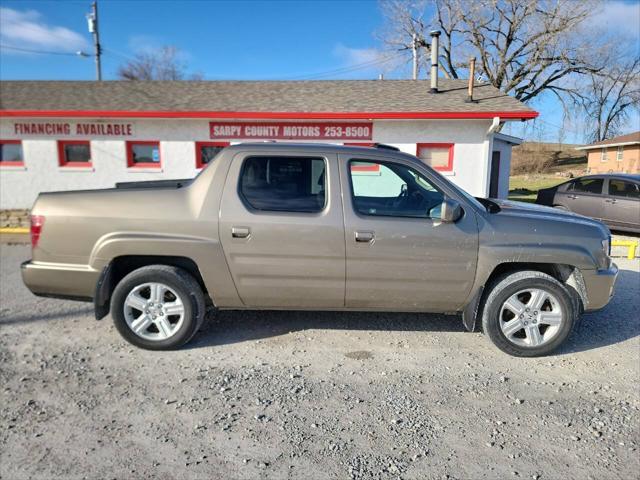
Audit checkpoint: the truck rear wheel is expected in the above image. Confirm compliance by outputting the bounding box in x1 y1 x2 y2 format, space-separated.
481 270 576 357
110 265 205 350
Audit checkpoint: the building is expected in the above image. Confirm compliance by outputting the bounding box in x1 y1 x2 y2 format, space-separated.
0 80 536 209
577 131 640 175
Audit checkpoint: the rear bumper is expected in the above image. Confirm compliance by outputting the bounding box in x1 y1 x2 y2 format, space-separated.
21 260 99 300
582 263 618 311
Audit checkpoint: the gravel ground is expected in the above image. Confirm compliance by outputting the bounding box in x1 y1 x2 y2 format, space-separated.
1 244 639 480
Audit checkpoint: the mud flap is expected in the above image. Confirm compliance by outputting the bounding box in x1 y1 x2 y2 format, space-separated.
461 286 484 332
94 263 113 320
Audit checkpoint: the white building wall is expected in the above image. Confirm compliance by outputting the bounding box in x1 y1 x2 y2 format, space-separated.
1 117 498 209
0 119 208 209
374 119 493 197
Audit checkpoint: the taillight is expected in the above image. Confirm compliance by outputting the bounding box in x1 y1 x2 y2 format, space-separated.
30 215 45 249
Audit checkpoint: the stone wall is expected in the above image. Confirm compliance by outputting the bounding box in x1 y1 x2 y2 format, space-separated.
0 210 30 228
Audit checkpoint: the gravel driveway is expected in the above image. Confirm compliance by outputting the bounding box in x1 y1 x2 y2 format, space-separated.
1 244 639 480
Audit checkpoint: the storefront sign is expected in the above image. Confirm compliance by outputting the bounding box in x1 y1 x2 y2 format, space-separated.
209 121 373 140
13 121 134 137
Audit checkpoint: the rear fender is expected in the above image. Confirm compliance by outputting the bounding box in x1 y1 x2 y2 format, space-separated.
89 232 243 309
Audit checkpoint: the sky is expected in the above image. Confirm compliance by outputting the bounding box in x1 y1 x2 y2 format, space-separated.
0 0 392 81
1 0 639 143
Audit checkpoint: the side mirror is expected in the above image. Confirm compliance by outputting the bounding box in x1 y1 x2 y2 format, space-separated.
440 199 463 223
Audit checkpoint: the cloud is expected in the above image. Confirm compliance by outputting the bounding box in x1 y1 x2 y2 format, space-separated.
587 1 640 39
0 7 89 53
126 35 193 62
128 35 162 54
332 43 405 78
333 44 386 66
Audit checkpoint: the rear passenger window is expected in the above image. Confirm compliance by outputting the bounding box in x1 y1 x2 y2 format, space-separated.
569 178 603 194
240 156 326 213
608 180 639 199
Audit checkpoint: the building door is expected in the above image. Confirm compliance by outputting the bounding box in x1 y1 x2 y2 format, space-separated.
489 151 501 198
219 151 346 308
339 153 479 312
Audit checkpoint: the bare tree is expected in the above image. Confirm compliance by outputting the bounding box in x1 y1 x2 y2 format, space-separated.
577 57 640 142
117 46 203 81
379 0 453 78
380 0 605 103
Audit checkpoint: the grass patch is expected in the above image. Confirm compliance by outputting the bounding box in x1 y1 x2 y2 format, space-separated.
508 174 567 203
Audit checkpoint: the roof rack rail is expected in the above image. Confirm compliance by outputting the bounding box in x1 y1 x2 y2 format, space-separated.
374 143 400 151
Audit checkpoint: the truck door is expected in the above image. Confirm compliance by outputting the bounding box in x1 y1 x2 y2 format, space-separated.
339 154 479 311
219 150 345 308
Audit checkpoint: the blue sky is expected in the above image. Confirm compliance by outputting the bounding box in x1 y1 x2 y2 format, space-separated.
0 0 391 81
1 0 639 143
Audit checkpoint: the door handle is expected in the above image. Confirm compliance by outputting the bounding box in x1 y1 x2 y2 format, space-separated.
231 226 250 238
605 199 617 204
567 194 577 199
355 231 375 243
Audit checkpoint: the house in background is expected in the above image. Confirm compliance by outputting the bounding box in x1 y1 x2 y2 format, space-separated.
577 131 640 175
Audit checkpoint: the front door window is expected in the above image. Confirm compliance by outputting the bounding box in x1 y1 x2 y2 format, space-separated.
348 160 444 219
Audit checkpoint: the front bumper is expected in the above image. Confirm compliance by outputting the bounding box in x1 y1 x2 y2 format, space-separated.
582 263 618 311
21 260 99 300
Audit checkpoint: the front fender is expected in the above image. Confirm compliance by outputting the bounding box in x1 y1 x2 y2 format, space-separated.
476 242 599 277
470 242 598 298
459 240 599 331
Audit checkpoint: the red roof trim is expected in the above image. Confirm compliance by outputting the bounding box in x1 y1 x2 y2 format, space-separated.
0 110 538 120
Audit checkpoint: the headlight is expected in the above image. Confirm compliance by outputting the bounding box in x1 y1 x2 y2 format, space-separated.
597 236 612 270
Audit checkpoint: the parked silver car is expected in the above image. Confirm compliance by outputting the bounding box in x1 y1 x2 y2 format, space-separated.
536 174 640 233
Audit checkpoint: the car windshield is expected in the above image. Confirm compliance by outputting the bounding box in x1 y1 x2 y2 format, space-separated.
427 167 487 212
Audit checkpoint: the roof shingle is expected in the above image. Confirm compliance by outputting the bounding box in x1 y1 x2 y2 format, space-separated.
0 80 535 116
578 131 640 149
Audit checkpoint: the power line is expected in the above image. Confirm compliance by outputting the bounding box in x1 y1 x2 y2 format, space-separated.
102 47 137 63
104 47 406 81
0 44 90 57
292 54 401 80
286 52 406 80
533 118 587 136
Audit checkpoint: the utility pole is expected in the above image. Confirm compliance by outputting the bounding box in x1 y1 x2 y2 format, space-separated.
87 2 102 81
412 33 418 80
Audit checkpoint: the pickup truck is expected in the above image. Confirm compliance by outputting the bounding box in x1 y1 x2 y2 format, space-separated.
21 143 618 356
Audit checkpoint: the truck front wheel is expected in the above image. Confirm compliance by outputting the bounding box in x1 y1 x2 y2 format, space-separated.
110 265 205 350
481 270 576 357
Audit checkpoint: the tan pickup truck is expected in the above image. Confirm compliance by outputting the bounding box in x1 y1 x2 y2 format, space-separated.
22 143 617 356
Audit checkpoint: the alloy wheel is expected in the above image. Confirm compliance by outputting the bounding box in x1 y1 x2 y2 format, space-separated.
123 282 185 341
499 288 564 348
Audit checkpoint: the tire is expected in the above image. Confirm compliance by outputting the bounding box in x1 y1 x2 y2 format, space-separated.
481 270 576 357
110 265 205 350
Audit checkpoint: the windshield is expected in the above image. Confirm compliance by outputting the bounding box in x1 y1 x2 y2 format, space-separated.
427 167 487 212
